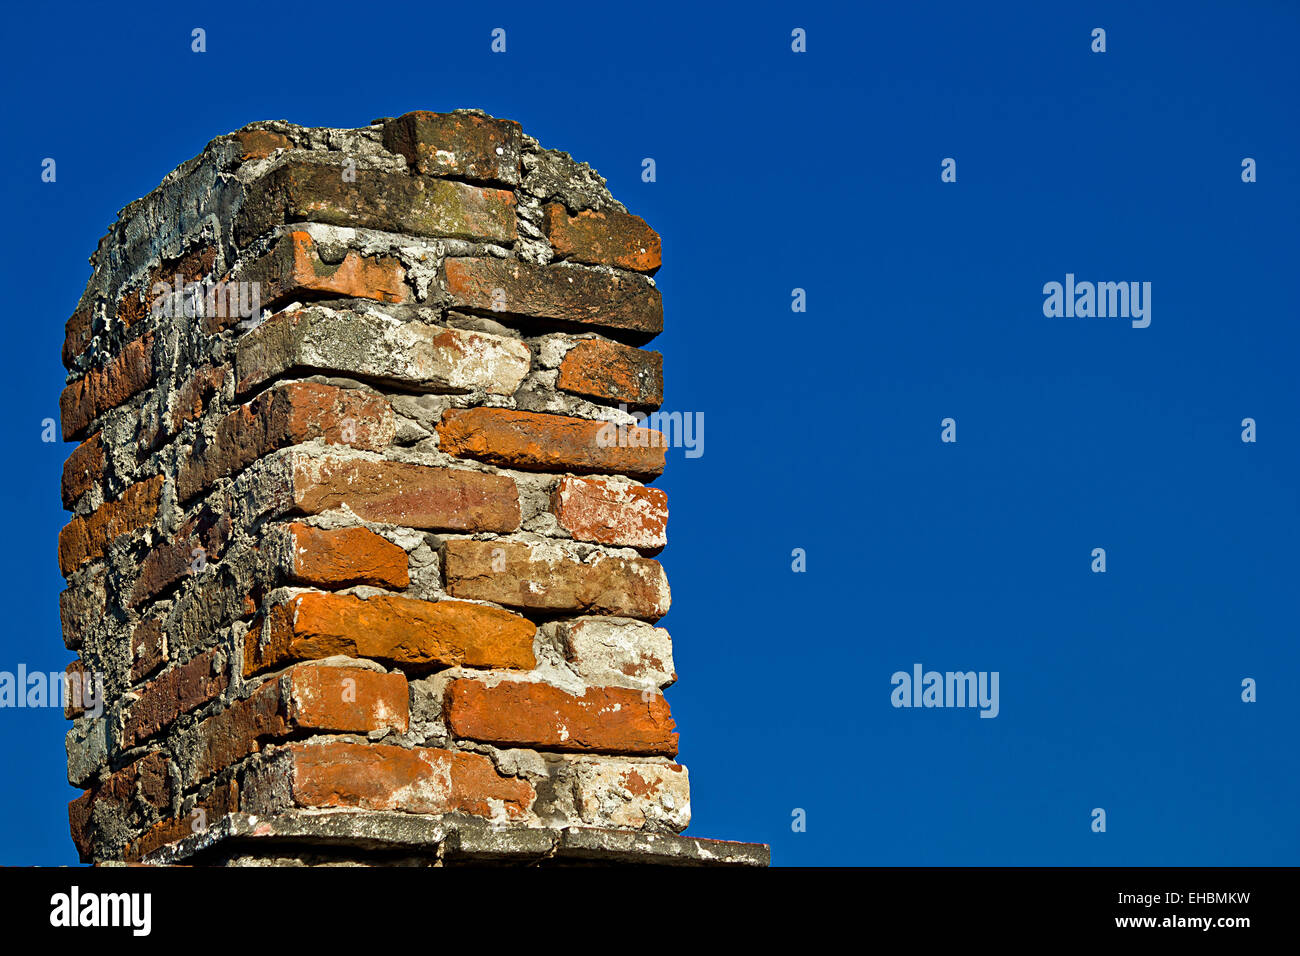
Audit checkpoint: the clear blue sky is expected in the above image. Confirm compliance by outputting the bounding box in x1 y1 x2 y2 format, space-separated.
2 0 1296 865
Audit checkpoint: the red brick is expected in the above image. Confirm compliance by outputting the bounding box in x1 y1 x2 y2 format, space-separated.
223 231 408 329
236 161 517 246
285 522 409 590
383 110 522 185
176 382 394 502
62 306 93 370
125 777 238 861
271 739 535 820
556 339 663 408
120 649 229 748
61 432 104 508
543 202 661 273
288 455 520 532
445 679 678 756
193 664 407 781
244 591 536 677
59 333 154 439
71 751 175 858
68 790 94 862
129 499 232 607
442 539 670 621
283 663 409 733
443 257 662 339
57 475 164 575
437 407 665 478
552 476 667 550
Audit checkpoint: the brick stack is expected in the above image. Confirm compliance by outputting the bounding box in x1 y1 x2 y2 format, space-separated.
58 110 766 866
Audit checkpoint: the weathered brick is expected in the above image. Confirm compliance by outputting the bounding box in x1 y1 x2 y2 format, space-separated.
560 618 676 689
129 499 232 607
445 679 678 756
131 617 167 682
235 304 530 396
60 569 106 651
543 202 661 274
169 363 226 433
556 339 663 408
61 432 104 508
437 407 665 478
63 659 88 719
176 382 394 502
66 717 107 788
71 751 174 859
443 257 662 339
193 664 408 781
383 110 522 185
552 476 667 550
57 475 164 575
443 539 670 621
62 306 94 370
235 162 517 246
284 663 409 733
263 739 534 820
232 128 293 160
572 760 689 831
285 522 409 590
288 455 520 532
223 231 408 329
126 777 238 862
59 333 154 439
121 649 228 749
68 790 95 862
121 245 218 330
244 591 536 677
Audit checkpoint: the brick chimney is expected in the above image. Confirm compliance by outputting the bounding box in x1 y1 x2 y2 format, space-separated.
57 110 767 866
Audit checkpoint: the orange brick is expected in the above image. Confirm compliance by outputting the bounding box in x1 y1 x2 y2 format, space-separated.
288 456 520 532
442 538 670 621
57 475 164 575
59 333 154 439
244 591 536 677
556 339 663 408
224 231 407 328
271 739 535 820
543 202 661 273
61 432 104 508
437 407 665 478
552 476 667 550
286 523 409 589
193 664 407 781
445 679 678 756
176 382 394 502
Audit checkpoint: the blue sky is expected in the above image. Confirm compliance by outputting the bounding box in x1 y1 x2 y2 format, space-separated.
1 0 1296 865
